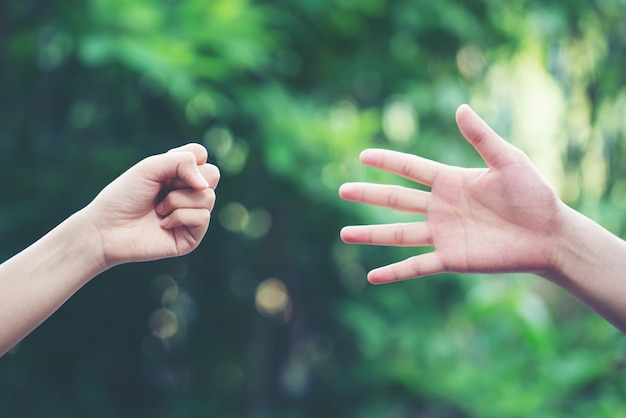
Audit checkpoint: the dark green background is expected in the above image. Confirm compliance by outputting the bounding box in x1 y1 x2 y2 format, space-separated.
2 0 626 417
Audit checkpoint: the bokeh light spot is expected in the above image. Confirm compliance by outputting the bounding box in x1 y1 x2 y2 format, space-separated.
161 283 179 305
152 274 177 298
329 99 359 134
255 278 289 316
219 202 249 232
220 203 271 239
168 289 197 323
204 126 233 157
382 97 417 144
203 126 249 175
186 91 216 124
219 138 249 174
242 208 272 239
149 308 179 339
457 44 486 79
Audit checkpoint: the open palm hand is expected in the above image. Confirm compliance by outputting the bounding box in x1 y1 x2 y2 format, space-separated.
340 105 564 283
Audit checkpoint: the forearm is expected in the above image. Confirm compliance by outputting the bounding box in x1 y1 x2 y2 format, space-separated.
543 203 626 333
0 209 106 355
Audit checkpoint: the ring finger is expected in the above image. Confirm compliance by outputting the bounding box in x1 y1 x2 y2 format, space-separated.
340 222 431 246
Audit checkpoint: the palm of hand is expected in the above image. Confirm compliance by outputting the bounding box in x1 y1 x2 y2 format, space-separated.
427 159 560 275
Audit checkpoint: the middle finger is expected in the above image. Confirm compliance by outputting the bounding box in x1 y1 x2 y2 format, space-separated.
168 163 220 190
156 187 216 217
339 182 429 213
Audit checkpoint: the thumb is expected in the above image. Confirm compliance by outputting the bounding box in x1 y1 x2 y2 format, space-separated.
455 104 515 168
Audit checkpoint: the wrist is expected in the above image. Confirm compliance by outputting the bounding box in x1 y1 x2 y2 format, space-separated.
537 201 626 333
540 202 583 283
541 202 626 289
66 207 111 275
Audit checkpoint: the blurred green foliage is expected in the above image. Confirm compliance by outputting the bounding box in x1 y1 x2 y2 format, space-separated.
1 0 626 417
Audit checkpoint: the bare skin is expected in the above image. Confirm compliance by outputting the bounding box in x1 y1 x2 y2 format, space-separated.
340 105 626 333
0 144 220 355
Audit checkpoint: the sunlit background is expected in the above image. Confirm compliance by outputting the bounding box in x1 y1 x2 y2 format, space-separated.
1 0 626 417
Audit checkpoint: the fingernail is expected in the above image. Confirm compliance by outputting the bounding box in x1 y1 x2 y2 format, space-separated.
197 171 210 188
160 216 170 227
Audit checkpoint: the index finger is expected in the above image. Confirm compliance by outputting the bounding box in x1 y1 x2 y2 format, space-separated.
359 148 446 187
168 163 220 190
142 150 209 190
168 143 209 165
